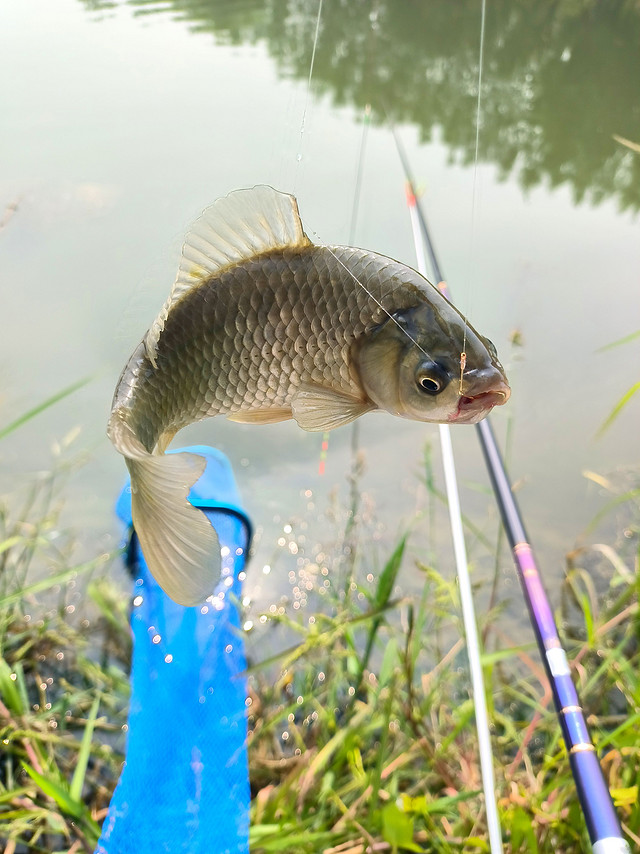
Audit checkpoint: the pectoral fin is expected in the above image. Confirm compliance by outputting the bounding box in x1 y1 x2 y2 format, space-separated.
292 385 375 432
227 407 293 425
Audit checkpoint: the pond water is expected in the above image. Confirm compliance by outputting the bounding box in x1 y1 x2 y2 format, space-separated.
2 0 639 637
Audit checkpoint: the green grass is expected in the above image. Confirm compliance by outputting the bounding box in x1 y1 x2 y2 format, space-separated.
243 483 639 853
0 388 638 852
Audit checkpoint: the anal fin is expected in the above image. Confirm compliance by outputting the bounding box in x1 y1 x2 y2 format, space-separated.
227 407 293 425
292 384 375 432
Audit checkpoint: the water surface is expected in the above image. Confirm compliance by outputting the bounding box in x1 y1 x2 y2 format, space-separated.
2 0 639 631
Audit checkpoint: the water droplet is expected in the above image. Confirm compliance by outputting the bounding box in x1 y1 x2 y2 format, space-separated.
561 47 571 62
235 547 243 556
238 571 246 581
263 564 271 575
225 644 233 654
133 595 143 607
152 634 161 644
282 730 290 741
317 672 325 683
221 546 230 557
10 673 17 681
224 577 232 587
200 605 209 614
164 654 173 663
283 524 292 534
243 620 253 631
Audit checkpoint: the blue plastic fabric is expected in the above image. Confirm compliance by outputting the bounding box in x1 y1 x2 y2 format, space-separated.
96 447 251 854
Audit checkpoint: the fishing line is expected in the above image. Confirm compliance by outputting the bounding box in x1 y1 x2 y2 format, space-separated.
389 123 470 390
294 0 324 195
348 104 372 245
472 0 487 218
462 0 488 377
320 102 372 475
308 234 438 364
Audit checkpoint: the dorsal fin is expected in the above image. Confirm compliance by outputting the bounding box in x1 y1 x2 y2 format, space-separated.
145 185 312 365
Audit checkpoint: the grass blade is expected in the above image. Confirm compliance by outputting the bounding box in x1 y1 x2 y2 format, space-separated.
0 551 115 608
21 763 82 819
0 377 91 441
596 381 640 438
70 694 101 802
596 328 640 353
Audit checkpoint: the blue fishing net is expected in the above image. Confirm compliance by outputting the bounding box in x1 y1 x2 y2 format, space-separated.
95 447 251 854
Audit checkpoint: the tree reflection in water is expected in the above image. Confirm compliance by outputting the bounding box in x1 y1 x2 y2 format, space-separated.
79 0 640 210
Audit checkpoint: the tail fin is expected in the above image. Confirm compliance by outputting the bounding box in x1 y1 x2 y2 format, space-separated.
110 419 220 606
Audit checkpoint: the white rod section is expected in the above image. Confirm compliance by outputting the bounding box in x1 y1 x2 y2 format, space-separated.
407 198 503 854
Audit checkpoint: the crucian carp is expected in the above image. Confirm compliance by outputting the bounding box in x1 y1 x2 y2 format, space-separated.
108 186 510 605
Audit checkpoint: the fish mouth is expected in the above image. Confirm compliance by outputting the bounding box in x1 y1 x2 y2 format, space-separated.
450 386 511 424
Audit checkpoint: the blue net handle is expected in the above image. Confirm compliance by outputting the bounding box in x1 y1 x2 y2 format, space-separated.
96 447 251 854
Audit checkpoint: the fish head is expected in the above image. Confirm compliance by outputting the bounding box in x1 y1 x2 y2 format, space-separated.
357 302 510 425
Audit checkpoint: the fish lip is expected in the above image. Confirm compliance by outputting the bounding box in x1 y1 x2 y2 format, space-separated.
449 387 510 423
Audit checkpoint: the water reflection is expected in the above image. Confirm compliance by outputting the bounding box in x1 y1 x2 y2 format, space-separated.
78 0 640 210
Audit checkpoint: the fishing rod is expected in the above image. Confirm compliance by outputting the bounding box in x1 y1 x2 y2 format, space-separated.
406 193 503 853
396 139 630 854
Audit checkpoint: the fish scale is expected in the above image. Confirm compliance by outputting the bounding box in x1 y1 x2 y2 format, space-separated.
123 247 407 452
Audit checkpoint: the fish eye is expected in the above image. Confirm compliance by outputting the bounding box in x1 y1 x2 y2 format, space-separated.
415 362 449 396
420 376 441 393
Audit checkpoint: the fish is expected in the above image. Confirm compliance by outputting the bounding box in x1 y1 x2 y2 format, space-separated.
108 185 510 606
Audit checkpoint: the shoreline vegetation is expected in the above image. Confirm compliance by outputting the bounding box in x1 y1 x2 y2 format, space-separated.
0 394 638 853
